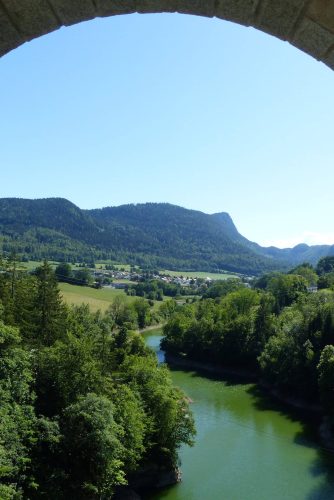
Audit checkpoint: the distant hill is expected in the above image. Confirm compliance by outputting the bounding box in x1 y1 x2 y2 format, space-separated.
0 197 333 275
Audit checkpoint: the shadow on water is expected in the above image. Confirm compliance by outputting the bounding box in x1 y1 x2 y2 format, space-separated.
306 452 334 500
307 486 334 500
171 359 334 498
247 384 323 450
247 384 319 428
248 384 334 498
306 455 334 499
145 332 334 498
166 359 255 386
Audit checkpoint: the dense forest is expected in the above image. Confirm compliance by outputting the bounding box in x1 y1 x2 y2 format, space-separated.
161 259 334 422
0 257 195 499
1 198 334 275
3 249 334 497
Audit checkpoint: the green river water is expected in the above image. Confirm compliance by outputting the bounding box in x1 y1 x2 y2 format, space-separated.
143 329 334 500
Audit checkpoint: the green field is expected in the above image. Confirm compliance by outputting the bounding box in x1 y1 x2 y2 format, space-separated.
95 261 133 271
59 283 136 313
59 283 162 314
19 260 59 271
161 270 239 280
20 260 134 272
19 260 91 273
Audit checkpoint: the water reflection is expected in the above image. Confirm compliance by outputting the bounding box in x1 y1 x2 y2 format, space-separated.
143 330 334 500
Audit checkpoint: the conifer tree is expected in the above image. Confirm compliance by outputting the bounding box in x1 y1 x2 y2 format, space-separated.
33 261 66 346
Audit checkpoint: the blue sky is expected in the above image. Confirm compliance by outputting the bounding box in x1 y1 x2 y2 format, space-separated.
1 12 334 248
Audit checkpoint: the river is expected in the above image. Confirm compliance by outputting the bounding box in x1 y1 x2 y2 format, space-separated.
143 328 334 500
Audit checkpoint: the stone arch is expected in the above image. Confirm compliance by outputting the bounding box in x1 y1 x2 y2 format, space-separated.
0 1 334 70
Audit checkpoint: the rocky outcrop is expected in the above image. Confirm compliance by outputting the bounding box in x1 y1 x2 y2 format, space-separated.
129 464 181 492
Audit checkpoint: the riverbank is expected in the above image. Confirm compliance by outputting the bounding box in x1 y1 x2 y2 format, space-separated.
260 380 321 414
165 351 334 457
138 323 165 334
166 351 334 466
142 328 334 499
165 353 322 414
165 352 257 381
115 465 181 500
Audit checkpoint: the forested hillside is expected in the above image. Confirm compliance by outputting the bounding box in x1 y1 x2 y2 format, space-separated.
161 260 334 417
0 198 333 275
0 258 194 498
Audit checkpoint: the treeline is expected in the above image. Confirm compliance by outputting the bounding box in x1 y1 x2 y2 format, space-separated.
0 228 273 276
162 260 334 421
126 280 199 301
0 258 195 498
54 262 95 286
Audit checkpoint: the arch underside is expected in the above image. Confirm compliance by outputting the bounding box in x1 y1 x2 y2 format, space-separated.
1 0 334 70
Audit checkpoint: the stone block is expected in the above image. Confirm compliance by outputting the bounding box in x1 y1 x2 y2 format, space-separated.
0 42 17 57
292 16 334 59
136 0 177 13
0 7 25 57
95 0 137 17
308 0 334 33
176 0 216 18
215 0 258 26
1 0 59 38
324 45 334 70
49 0 96 26
254 0 307 40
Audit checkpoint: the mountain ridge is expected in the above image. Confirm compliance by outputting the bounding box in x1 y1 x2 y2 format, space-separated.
0 197 333 274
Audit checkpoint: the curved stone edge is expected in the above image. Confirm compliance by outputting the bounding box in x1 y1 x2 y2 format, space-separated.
0 0 334 71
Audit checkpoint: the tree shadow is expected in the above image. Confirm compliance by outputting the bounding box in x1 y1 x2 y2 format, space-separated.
167 357 334 498
247 384 320 439
166 358 256 386
248 383 318 414
306 453 334 499
248 384 334 498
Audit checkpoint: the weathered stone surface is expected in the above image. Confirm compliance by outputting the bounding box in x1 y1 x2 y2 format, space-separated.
254 0 307 40
308 0 334 32
1 0 59 38
129 464 181 490
292 16 334 58
176 0 216 18
137 0 177 13
215 0 258 26
1 0 334 70
324 45 334 69
49 0 96 26
95 0 136 17
0 6 25 57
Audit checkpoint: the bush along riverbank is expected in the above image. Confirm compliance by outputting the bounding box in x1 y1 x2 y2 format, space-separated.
161 276 334 446
0 260 195 499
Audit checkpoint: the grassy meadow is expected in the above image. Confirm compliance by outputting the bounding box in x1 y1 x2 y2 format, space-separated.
95 261 132 271
20 260 59 271
59 283 164 314
59 283 136 313
21 260 133 272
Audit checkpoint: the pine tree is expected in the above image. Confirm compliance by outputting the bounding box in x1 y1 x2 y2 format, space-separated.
33 261 66 346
